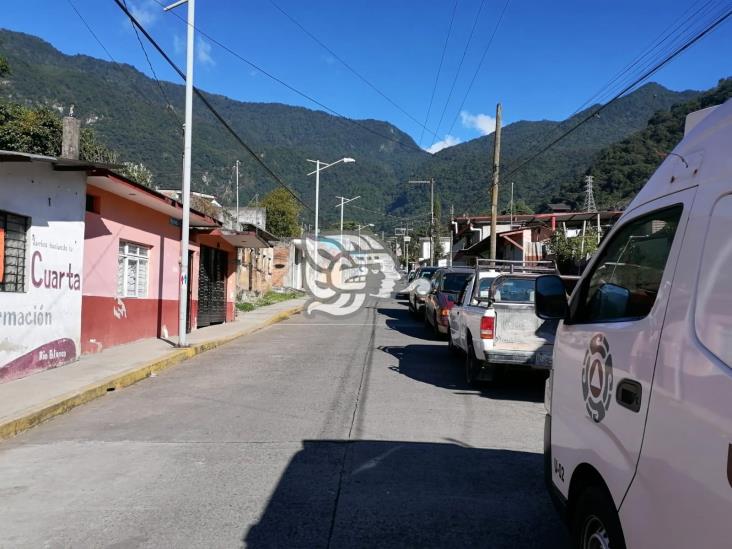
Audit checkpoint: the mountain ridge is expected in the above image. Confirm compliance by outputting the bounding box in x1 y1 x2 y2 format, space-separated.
0 28 708 227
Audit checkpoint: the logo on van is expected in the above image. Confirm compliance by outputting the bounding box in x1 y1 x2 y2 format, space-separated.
581 334 614 423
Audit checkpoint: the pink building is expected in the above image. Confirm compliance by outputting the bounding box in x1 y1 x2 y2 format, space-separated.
82 170 237 354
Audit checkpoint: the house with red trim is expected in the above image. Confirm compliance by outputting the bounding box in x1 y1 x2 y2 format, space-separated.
0 150 275 383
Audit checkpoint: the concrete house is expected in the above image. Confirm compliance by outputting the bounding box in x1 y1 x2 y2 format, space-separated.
0 151 89 382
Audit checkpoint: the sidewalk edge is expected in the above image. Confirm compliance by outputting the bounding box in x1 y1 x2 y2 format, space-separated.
0 304 303 441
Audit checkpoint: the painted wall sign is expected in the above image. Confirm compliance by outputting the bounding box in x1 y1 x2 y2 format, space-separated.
0 164 86 383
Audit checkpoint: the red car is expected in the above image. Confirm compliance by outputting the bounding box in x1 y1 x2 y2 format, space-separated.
424 267 474 337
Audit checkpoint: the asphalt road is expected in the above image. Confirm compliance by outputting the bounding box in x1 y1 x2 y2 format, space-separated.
0 288 568 548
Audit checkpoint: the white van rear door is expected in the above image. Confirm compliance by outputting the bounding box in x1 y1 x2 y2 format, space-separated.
551 188 694 504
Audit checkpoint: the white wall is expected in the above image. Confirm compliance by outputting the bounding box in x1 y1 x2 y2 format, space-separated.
0 162 86 382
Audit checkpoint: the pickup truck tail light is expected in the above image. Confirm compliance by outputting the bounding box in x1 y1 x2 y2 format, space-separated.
480 316 495 339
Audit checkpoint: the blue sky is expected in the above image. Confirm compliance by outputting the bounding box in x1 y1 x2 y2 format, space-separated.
4 0 731 153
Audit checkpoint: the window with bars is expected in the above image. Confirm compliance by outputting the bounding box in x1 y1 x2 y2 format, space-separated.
0 210 29 293
117 241 150 298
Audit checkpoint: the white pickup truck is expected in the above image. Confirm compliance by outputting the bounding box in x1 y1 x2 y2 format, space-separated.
448 260 560 385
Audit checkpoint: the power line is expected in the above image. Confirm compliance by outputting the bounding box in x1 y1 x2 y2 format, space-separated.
418 0 458 147
122 0 182 128
513 0 725 167
147 0 426 154
428 0 487 148
445 0 511 136
504 6 732 180
66 0 116 61
268 0 436 138
113 0 314 214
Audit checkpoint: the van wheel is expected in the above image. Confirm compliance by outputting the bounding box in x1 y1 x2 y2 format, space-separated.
572 486 626 549
465 341 480 386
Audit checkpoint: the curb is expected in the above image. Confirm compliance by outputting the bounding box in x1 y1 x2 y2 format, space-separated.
0 304 303 441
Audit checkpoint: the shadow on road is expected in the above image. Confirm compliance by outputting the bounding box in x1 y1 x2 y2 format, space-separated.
243 440 567 549
379 305 437 341
244 439 567 548
379 344 546 403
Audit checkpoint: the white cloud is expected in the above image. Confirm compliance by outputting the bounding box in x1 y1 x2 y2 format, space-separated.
196 38 215 66
425 135 461 154
173 34 184 55
128 0 159 28
460 111 496 135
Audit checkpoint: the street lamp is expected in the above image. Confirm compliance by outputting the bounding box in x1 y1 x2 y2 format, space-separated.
335 195 360 244
164 0 195 347
356 223 375 240
306 157 355 245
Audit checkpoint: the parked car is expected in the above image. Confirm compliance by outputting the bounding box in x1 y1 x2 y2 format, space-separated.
408 266 439 314
537 102 732 549
448 260 558 385
423 267 474 337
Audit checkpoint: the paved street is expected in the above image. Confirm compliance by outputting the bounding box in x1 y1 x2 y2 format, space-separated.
0 289 568 548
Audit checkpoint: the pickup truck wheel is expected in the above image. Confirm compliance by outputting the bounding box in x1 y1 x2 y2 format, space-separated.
448 328 457 354
465 341 480 386
571 485 626 549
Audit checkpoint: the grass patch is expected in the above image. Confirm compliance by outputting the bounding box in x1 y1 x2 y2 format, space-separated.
236 291 302 312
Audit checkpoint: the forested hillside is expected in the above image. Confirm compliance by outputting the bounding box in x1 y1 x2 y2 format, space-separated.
578 77 732 209
0 28 715 228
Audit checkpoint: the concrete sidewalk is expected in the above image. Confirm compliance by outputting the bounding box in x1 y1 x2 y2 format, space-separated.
0 297 307 441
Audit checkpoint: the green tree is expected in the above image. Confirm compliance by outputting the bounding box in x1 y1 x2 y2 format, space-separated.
261 187 302 237
512 199 534 214
548 227 600 274
120 161 154 187
0 55 10 77
0 101 118 163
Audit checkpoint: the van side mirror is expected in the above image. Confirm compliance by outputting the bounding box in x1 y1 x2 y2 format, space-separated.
535 275 569 320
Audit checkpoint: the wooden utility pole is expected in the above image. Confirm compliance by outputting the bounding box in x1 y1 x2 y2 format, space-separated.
489 103 502 261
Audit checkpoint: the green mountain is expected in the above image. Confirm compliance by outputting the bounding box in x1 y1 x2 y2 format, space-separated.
0 29 427 227
0 28 710 228
580 77 732 209
394 83 701 220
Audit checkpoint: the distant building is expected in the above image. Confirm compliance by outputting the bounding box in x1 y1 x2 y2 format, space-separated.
451 211 622 265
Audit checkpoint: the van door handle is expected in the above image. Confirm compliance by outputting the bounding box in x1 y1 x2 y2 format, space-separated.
616 379 642 412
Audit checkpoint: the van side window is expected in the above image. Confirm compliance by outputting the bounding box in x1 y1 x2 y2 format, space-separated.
572 205 682 323
695 195 732 368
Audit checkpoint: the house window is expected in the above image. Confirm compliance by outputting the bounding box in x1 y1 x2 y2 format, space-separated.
0 210 29 293
86 194 101 214
117 241 150 298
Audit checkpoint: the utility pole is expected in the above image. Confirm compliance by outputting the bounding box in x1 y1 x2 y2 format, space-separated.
164 0 195 347
235 160 240 224
490 103 502 262
510 181 514 227
408 178 435 264
234 159 240 308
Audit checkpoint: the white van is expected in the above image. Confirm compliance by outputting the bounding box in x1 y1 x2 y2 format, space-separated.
535 99 732 548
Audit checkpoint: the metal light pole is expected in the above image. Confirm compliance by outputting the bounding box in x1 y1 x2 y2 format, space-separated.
165 0 194 347
335 195 360 244
307 157 355 246
357 223 375 240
